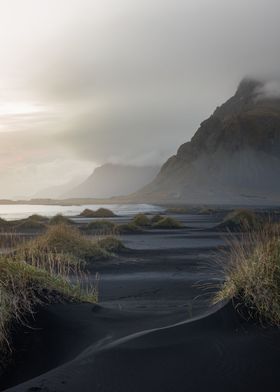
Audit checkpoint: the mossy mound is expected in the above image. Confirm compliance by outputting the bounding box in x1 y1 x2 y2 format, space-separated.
166 207 191 214
97 237 125 252
27 214 49 223
85 220 117 234
19 224 108 264
198 207 215 215
118 223 143 234
218 209 261 232
0 218 9 228
152 216 183 229
80 208 116 218
49 214 73 226
150 214 164 224
14 219 47 231
132 213 151 227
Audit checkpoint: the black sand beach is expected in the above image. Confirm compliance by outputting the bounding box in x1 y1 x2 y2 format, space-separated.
2 212 280 392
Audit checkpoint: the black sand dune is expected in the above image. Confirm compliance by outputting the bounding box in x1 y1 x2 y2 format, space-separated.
3 300 280 392
2 212 280 392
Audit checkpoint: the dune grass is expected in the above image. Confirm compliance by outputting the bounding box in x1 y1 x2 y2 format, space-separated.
214 223 280 325
0 226 101 369
0 222 127 365
152 216 183 229
0 218 9 228
150 214 164 224
49 214 73 226
132 213 151 227
166 207 191 214
85 220 117 235
80 208 116 218
219 209 261 231
97 236 125 252
118 222 144 234
16 224 110 269
199 207 215 215
14 219 47 231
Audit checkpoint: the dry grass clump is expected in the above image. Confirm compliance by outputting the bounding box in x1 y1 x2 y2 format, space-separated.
118 223 144 234
152 216 183 229
214 224 280 325
14 219 47 232
0 218 9 228
85 220 117 235
97 237 125 253
0 231 28 251
0 254 98 367
219 209 261 231
17 224 109 268
150 214 165 224
49 214 73 226
80 208 116 218
25 214 49 223
199 207 215 215
132 213 151 227
0 223 108 369
166 207 191 214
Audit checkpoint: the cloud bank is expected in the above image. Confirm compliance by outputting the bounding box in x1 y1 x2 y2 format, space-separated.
0 0 280 196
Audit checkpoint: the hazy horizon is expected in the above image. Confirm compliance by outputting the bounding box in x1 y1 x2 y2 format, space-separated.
1 0 280 198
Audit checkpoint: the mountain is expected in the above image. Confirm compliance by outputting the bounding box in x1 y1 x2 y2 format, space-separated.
135 78 280 204
64 164 160 198
33 179 83 199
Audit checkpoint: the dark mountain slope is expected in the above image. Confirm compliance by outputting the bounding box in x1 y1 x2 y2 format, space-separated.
135 78 280 204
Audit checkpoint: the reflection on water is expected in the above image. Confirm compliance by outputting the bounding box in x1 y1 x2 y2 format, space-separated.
0 203 163 221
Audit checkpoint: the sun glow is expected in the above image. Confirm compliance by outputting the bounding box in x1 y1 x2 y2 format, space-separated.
0 102 43 117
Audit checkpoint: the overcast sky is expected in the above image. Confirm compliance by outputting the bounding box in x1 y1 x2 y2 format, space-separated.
0 0 279 198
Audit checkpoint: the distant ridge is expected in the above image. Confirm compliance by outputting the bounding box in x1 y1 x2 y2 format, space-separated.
133 78 280 204
64 163 160 199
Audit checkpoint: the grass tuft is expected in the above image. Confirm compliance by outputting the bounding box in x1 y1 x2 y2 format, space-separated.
214 223 280 325
17 224 109 267
152 216 183 229
218 209 261 231
150 214 164 224
97 237 125 253
132 213 151 227
80 208 116 218
85 220 117 235
118 223 143 234
49 214 73 226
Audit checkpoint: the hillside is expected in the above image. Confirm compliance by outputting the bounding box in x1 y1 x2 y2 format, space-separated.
65 163 159 199
135 78 280 204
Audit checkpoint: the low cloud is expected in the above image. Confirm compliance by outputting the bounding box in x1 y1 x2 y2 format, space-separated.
255 80 280 100
1 0 280 196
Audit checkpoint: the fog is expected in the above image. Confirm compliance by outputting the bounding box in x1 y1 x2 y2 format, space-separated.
0 0 280 197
